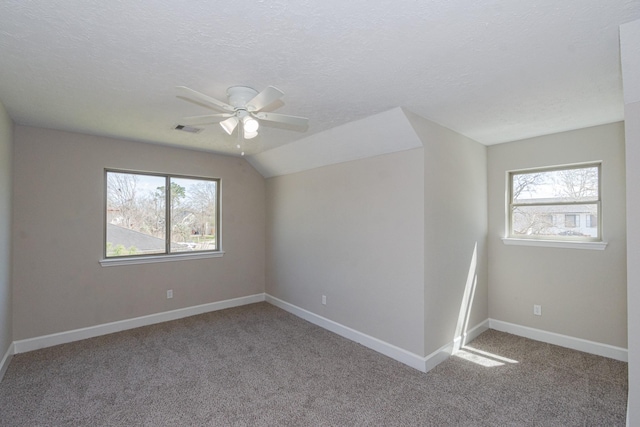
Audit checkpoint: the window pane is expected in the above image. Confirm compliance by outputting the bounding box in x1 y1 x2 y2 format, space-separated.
169 177 218 253
512 204 598 238
564 214 579 228
106 172 166 257
512 166 598 204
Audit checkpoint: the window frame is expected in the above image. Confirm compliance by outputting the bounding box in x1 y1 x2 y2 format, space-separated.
507 162 602 243
101 169 222 266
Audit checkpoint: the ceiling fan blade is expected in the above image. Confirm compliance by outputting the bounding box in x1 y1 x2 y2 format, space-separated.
176 86 235 112
254 111 309 127
247 86 285 112
180 113 234 125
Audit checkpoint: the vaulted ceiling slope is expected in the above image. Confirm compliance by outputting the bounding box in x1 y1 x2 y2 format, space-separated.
248 108 422 177
0 1 638 157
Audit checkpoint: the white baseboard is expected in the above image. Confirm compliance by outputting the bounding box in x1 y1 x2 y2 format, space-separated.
424 340 454 372
489 319 628 362
265 294 428 371
13 293 266 354
463 319 491 347
265 294 490 373
429 320 490 372
0 342 14 381
7 292 497 377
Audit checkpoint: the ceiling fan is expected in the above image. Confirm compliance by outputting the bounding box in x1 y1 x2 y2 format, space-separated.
176 85 308 140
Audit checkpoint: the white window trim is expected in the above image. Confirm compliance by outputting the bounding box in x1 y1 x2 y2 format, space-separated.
104 169 221 262
502 238 607 250
507 162 602 244
100 250 225 267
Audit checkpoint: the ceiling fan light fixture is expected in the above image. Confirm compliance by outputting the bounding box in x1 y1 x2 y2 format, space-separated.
244 129 258 139
177 85 308 146
242 116 259 133
220 116 239 135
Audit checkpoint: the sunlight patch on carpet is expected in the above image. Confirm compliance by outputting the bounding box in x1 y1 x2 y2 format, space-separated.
454 346 519 367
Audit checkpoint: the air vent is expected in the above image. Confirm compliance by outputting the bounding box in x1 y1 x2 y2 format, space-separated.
174 124 203 134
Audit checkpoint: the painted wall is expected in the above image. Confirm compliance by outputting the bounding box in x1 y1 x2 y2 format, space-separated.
265 111 489 359
12 126 265 340
487 123 627 348
405 111 489 356
624 100 639 427
620 18 640 427
265 148 425 355
0 100 13 367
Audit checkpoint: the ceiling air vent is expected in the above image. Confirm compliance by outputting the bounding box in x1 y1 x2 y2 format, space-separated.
174 124 203 134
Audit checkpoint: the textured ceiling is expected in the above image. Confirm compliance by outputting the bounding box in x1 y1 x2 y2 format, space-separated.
0 0 638 156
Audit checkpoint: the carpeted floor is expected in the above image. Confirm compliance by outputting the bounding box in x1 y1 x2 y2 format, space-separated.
0 302 628 426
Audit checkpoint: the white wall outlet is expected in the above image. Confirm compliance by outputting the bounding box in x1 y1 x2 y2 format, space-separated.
322 295 327 305
167 289 173 299
533 304 542 316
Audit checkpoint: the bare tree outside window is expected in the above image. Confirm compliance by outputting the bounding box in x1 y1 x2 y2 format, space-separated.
105 171 220 258
512 172 545 201
509 164 600 241
106 173 140 230
554 167 598 200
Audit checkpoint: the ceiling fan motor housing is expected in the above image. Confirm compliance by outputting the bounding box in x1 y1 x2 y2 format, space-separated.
227 86 259 110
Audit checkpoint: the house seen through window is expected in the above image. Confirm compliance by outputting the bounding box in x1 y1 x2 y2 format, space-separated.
509 163 601 241
105 170 220 258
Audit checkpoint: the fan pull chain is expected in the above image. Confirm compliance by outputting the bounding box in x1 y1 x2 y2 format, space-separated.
236 122 245 156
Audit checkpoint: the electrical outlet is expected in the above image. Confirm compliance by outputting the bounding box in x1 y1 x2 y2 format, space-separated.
533 304 542 316
322 295 327 305
167 289 173 299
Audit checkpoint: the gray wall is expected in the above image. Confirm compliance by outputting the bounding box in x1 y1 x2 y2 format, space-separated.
265 111 489 358
5 110 627 385
625 99 639 427
405 111 489 355
0 100 13 363
265 148 426 355
621 18 639 426
487 123 627 348
12 126 265 340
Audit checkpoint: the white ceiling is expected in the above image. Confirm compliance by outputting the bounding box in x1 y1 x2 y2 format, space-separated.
0 0 638 156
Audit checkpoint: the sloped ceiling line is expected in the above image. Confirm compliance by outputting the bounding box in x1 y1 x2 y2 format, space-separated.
247 108 423 178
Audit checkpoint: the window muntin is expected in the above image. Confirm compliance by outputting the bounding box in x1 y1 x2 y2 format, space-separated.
508 163 601 241
105 170 220 258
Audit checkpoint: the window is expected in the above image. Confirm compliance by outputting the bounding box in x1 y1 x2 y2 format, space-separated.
564 214 579 228
105 170 220 258
508 163 600 241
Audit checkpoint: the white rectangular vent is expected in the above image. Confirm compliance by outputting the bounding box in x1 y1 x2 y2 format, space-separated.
174 124 203 134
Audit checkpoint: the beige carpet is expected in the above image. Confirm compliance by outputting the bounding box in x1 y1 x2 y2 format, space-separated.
0 302 628 426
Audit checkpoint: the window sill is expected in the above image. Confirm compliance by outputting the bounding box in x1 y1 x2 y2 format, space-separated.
100 251 225 267
501 238 607 250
